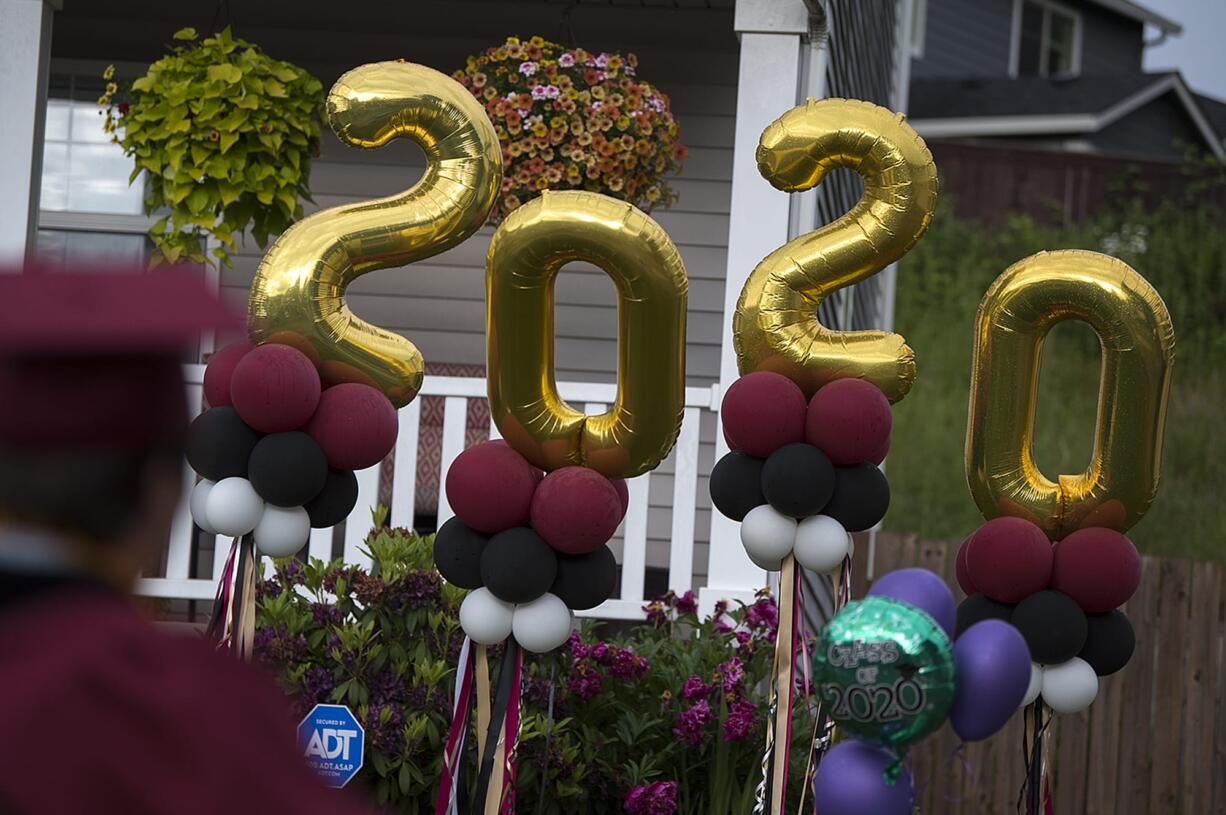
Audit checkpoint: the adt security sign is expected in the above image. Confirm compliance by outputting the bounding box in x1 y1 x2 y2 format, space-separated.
298 703 364 788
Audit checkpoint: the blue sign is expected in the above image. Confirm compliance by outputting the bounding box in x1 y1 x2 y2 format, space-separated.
297 703 365 788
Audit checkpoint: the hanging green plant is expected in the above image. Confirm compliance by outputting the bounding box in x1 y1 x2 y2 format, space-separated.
100 27 324 267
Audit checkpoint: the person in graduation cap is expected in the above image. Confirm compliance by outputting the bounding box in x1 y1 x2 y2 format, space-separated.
0 265 371 814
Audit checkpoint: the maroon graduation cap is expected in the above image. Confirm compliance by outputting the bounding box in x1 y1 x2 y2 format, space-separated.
0 263 242 448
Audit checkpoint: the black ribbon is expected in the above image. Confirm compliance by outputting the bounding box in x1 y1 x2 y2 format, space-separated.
474 639 521 809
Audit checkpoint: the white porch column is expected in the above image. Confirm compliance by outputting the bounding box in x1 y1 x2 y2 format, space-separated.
0 0 56 266
701 0 810 617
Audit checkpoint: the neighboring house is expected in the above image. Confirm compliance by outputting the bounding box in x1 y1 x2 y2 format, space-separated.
907 0 1226 162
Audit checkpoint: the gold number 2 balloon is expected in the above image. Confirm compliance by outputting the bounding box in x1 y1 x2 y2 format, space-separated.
248 61 502 407
966 250 1175 539
486 190 688 479
733 98 938 402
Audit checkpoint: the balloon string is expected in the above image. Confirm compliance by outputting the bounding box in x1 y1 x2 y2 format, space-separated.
1017 701 1053 815
435 637 476 815
533 661 557 815
205 536 239 643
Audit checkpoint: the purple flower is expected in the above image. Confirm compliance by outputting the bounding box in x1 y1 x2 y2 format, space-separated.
625 780 677 814
674 590 697 616
275 559 304 586
745 598 779 633
567 631 590 661
643 600 667 628
591 642 611 664
566 662 603 700
722 698 757 741
256 578 282 599
299 664 333 702
718 657 745 694
681 675 712 701
672 699 713 746
714 619 733 634
311 602 343 627
610 647 649 680
558 53 575 67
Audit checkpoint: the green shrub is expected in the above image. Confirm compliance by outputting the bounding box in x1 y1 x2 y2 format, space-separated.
255 526 816 812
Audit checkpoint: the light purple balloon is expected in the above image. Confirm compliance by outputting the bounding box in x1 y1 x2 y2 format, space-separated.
949 619 1032 741
813 740 914 815
868 567 956 636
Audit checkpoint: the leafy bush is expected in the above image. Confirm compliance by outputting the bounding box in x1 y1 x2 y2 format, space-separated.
100 27 324 267
255 526 815 812
453 35 688 223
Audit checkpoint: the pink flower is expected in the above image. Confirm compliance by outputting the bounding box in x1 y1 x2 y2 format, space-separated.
611 647 649 680
595 53 609 68
531 85 550 100
718 657 745 694
681 675 712 701
558 53 575 67
543 84 560 99
673 700 712 746
624 781 677 815
519 61 538 76
722 698 757 741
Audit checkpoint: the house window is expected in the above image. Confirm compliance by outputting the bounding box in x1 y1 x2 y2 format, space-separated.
1015 0 1081 78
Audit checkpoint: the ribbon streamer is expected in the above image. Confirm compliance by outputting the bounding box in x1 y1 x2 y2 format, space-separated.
1018 701 1054 815
206 534 256 660
754 555 802 814
436 637 476 815
475 639 523 814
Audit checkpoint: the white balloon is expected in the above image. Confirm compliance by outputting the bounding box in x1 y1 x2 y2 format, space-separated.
740 505 797 572
460 588 514 645
189 479 217 534
1041 658 1099 714
793 515 849 573
254 505 311 557
1020 662 1042 708
205 477 265 537
512 593 574 653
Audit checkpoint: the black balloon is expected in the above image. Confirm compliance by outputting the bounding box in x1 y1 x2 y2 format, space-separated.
821 462 890 532
248 431 328 507
1079 609 1135 676
433 517 488 589
551 545 618 610
305 468 359 528
956 593 1015 637
481 527 557 604
187 407 260 481
760 443 835 518
710 451 766 521
1011 590 1087 664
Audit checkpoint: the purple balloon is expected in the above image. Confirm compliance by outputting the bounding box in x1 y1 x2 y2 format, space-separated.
949 619 1032 741
813 740 914 815
868 567 956 636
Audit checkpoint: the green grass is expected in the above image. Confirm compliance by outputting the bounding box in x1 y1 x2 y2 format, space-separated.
882 192 1226 564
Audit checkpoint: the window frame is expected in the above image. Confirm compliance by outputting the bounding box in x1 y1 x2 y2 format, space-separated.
1009 0 1083 79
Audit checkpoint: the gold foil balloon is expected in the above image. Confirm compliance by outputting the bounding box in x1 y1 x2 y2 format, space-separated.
733 98 938 402
248 61 502 407
966 250 1174 539
486 190 688 479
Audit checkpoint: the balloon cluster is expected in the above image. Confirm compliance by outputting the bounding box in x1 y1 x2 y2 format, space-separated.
955 517 1140 715
435 441 627 653
710 372 891 571
186 339 399 556
812 568 1032 815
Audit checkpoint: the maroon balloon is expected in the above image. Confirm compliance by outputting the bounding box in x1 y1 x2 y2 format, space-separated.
445 441 538 533
611 479 629 514
304 383 397 470
720 371 807 458
805 378 893 465
965 517 1053 604
530 467 624 555
202 340 252 408
1051 527 1141 612
955 537 977 596
229 343 321 432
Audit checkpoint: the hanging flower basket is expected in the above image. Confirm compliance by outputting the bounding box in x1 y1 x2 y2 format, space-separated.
454 36 688 223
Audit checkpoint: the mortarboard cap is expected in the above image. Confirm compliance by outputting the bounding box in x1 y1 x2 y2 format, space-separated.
0 264 243 448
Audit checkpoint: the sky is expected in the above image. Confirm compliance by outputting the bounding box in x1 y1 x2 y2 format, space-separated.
1143 0 1226 100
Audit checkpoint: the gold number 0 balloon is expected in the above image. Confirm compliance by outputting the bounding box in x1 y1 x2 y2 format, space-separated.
248 61 501 407
733 98 938 402
486 190 688 479
966 250 1175 539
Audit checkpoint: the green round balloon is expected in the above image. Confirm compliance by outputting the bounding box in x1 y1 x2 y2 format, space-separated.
813 595 955 748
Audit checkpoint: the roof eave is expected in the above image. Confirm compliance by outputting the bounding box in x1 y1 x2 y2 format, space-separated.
1088 0 1182 35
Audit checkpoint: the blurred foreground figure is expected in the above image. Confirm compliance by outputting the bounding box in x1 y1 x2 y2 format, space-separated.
0 268 368 814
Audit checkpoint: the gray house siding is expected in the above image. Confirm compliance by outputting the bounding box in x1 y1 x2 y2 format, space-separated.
911 0 1014 79
1089 92 1204 159
1077 1 1143 74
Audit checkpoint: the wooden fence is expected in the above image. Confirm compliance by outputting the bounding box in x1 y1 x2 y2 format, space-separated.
852 531 1225 815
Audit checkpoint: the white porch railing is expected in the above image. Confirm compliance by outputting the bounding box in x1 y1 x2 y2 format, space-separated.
136 365 720 620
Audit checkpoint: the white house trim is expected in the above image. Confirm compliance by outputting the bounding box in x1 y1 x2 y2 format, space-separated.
1087 0 1181 34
